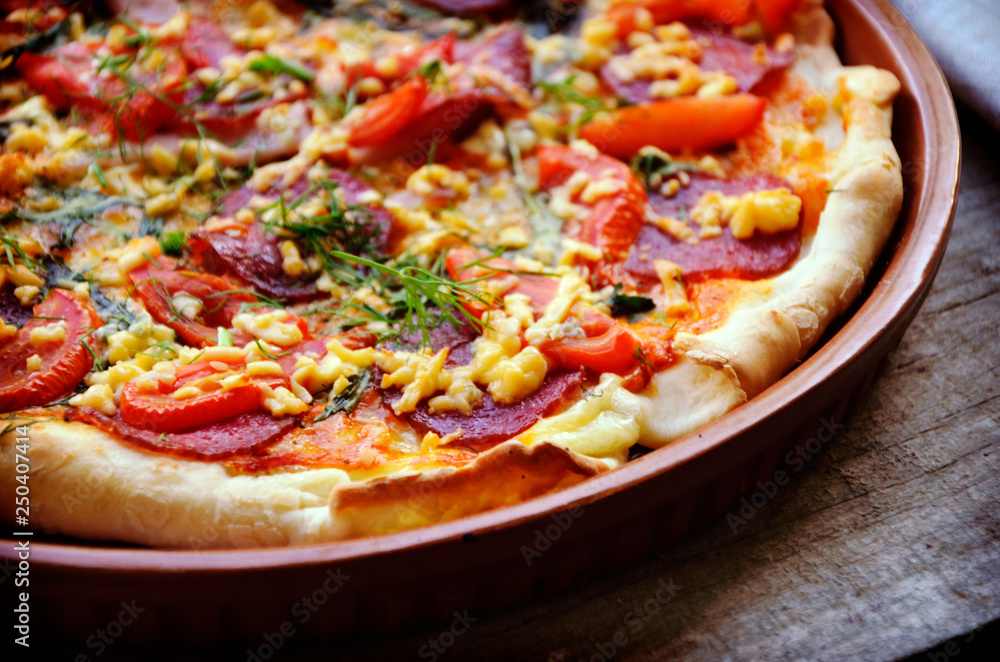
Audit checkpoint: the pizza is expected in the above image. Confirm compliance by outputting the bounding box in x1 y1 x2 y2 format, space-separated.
0 0 902 548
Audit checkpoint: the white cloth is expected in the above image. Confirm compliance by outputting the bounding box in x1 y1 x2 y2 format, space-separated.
891 0 1000 131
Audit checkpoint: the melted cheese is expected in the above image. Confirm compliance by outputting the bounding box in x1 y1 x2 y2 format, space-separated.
516 374 640 461
691 188 802 239
29 321 67 346
232 310 303 347
379 349 450 415
117 236 162 275
69 384 117 416
259 384 310 416
291 339 377 396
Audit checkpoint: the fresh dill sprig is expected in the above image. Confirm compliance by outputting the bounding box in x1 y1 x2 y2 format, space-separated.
328 250 492 347
630 146 700 192
505 128 562 262
538 75 602 139
248 54 315 82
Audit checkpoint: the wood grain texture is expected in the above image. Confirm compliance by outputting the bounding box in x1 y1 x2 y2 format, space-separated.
31 115 998 662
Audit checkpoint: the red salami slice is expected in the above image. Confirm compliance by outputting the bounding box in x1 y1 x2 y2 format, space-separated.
191 224 320 303
624 173 801 281
383 369 586 451
415 0 514 14
454 24 532 93
386 318 481 367
696 27 795 91
68 408 299 460
180 17 241 70
352 27 531 164
0 284 32 327
192 171 393 303
602 26 795 105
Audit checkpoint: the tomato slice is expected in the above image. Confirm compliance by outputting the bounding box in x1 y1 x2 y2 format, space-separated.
607 0 754 36
350 33 456 88
128 265 257 347
16 43 100 112
0 289 102 413
537 145 647 271
756 0 802 36
579 94 766 159
539 322 640 376
445 245 560 321
347 76 429 148
17 40 187 141
119 357 286 433
446 246 640 375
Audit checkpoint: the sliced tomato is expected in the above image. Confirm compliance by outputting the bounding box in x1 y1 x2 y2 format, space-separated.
445 245 560 321
446 246 640 375
539 322 640 376
608 0 754 36
0 289 102 413
16 43 100 111
119 357 286 433
537 144 647 265
17 41 187 141
347 76 429 148
350 33 456 89
756 0 802 36
128 265 257 347
578 94 766 159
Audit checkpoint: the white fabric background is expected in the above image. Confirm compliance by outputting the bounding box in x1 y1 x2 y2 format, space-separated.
890 0 1000 131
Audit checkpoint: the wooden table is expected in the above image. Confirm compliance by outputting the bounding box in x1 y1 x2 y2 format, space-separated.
34 112 998 662
317 108 1000 662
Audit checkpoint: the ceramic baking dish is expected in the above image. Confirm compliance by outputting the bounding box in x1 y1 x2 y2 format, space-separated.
1 0 960 645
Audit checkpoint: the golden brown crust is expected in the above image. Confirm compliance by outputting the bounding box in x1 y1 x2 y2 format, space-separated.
0 419 606 547
327 441 608 539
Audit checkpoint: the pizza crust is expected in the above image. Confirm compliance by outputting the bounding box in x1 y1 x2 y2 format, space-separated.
635 63 903 447
327 440 608 539
0 419 606 547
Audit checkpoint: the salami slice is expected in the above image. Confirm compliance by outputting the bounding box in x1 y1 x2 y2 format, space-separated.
385 369 586 450
602 26 795 105
625 173 802 281
69 408 299 460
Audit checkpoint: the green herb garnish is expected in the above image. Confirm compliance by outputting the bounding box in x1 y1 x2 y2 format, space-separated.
248 54 315 82
314 369 371 422
630 146 700 192
217 327 233 347
161 230 186 256
329 250 491 348
609 284 655 318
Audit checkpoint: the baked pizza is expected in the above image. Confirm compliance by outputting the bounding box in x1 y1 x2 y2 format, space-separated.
0 0 902 547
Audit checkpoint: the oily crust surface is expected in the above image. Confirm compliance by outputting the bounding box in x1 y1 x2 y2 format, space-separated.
0 418 606 548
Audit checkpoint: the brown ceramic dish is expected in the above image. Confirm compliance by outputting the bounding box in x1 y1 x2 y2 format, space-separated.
2 0 960 645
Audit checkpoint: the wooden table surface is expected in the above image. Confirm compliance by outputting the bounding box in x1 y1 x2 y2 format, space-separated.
320 107 1000 662
35 113 998 662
